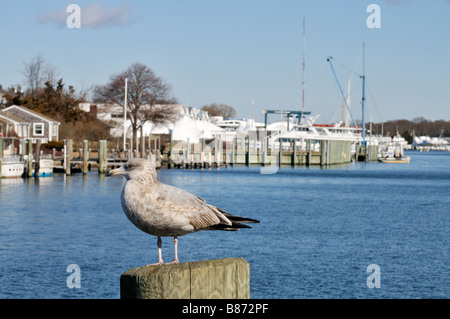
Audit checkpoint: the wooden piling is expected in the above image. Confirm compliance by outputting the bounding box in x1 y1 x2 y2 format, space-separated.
98 140 107 174
83 140 88 175
307 140 311 166
35 139 41 177
27 139 33 178
292 139 297 167
65 139 72 176
120 258 250 299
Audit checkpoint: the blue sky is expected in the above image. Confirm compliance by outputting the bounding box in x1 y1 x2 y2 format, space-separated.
1 0 449 123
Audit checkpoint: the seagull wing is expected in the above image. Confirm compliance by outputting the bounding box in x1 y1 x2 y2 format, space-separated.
154 183 233 230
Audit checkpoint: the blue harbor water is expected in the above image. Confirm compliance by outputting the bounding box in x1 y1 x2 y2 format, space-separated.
0 151 448 299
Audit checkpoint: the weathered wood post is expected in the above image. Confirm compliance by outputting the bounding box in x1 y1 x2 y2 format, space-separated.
120 258 250 299
217 135 222 167
65 139 72 176
307 139 311 166
214 136 219 167
186 138 191 168
278 138 283 166
83 140 89 175
168 136 173 168
231 137 236 166
208 150 212 168
34 139 41 178
247 134 253 165
200 138 205 168
245 135 249 166
27 139 33 178
98 140 107 174
19 139 27 157
292 139 297 167
262 136 267 166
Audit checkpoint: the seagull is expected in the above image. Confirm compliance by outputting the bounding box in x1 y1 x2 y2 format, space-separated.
106 158 259 265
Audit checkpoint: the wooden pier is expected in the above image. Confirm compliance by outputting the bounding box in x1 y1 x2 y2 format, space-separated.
53 139 162 175
166 139 375 169
1 135 378 178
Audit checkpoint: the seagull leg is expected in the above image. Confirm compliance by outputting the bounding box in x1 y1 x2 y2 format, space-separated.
165 236 179 264
157 236 164 264
146 236 164 266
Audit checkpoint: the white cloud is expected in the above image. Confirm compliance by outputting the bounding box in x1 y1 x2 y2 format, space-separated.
37 2 133 29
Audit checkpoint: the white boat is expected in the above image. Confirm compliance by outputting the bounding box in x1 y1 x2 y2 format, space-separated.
377 140 410 164
1 156 25 178
378 156 410 164
1 137 25 179
32 159 54 177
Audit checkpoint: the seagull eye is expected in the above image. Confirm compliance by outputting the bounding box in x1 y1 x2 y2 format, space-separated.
125 163 134 170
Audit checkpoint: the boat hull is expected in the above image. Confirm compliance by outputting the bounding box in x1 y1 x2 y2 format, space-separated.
378 157 410 164
32 159 54 177
1 162 25 178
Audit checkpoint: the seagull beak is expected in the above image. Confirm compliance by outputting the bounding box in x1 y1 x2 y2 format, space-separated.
106 166 125 177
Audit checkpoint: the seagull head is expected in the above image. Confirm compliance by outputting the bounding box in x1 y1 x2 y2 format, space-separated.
106 158 157 183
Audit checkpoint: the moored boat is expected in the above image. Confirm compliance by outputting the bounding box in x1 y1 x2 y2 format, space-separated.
32 159 54 177
377 140 410 164
378 156 410 164
1 156 25 178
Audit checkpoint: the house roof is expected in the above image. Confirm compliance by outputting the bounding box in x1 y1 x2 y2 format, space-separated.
0 112 32 124
2 105 60 124
0 113 19 124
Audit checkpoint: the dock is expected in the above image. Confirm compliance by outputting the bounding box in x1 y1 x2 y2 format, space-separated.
166 138 376 169
1 135 378 178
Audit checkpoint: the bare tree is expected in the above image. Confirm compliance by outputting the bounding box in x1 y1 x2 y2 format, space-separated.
93 62 178 150
22 53 44 96
21 53 59 96
201 103 236 119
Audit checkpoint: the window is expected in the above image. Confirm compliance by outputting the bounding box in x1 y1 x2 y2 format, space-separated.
33 123 44 136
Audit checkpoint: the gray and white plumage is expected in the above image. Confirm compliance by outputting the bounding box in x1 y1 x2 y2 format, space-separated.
106 158 259 265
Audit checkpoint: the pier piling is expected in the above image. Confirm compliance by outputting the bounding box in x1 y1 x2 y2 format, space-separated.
120 258 250 299
27 139 33 178
82 140 89 174
98 140 107 174
35 140 41 177
65 139 72 176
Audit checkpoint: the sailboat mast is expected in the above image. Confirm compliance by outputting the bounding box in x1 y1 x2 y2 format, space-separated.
301 17 306 122
361 43 366 146
123 77 128 151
